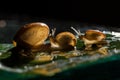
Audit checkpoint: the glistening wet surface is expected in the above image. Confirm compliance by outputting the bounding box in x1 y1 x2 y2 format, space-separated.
0 29 120 80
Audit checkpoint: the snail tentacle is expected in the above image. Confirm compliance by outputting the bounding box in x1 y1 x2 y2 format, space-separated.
51 28 56 36
49 28 56 37
71 27 81 36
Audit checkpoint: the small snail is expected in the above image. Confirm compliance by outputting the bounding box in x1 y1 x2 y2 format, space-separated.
13 22 50 52
49 28 77 51
71 27 107 50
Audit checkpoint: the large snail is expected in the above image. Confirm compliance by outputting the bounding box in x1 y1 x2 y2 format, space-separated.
1 22 51 67
71 27 107 50
13 22 50 52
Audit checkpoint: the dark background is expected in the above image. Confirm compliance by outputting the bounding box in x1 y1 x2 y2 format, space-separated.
0 1 120 26
0 1 120 43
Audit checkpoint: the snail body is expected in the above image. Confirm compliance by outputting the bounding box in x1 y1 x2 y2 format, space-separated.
71 27 107 50
49 28 77 51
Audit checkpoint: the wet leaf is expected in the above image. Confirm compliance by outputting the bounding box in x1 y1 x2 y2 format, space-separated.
0 31 120 79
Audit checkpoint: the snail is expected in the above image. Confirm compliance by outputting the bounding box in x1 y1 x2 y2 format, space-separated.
71 27 107 50
3 22 51 66
1 22 53 67
12 22 50 53
49 28 77 51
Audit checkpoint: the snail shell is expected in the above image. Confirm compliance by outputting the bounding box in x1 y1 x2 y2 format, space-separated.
80 30 106 45
56 32 76 47
50 31 77 51
83 30 106 41
13 22 50 51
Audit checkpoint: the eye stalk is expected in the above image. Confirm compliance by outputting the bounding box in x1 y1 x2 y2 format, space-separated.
49 28 56 37
71 27 81 36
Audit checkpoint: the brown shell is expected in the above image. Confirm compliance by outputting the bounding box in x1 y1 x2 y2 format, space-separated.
84 30 106 41
13 22 49 49
56 32 76 47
